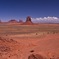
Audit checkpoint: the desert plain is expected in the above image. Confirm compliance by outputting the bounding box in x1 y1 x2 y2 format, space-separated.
0 23 59 59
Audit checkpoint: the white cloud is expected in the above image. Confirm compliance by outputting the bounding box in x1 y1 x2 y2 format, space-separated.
32 16 59 23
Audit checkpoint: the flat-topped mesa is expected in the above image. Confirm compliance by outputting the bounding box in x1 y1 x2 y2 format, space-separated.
8 19 18 23
23 16 33 25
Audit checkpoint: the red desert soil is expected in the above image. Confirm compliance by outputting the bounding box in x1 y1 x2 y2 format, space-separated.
0 33 59 59
0 23 59 59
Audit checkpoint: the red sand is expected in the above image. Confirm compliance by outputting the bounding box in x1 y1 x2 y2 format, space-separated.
0 33 59 59
0 23 59 59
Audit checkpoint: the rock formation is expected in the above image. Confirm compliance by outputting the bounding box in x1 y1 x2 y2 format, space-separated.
28 54 44 59
26 16 32 22
23 16 33 25
8 19 18 23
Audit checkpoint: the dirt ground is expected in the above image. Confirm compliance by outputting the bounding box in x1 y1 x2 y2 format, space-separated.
0 23 59 59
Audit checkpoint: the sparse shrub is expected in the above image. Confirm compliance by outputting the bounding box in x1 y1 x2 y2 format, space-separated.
10 39 14 41
52 32 55 34
47 32 49 34
30 50 34 53
36 33 38 35
6 35 8 36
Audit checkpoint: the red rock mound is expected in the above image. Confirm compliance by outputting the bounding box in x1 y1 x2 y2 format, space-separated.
28 54 44 59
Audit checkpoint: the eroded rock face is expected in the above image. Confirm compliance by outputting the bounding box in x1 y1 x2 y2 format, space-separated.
28 54 44 59
23 16 33 25
26 16 32 22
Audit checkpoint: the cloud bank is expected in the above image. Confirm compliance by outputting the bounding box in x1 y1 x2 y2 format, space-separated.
32 16 59 23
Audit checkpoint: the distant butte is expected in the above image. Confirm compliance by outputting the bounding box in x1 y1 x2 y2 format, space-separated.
22 16 33 25
0 16 35 25
8 19 18 23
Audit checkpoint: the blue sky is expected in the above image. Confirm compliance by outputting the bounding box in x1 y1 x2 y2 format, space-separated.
0 0 59 22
